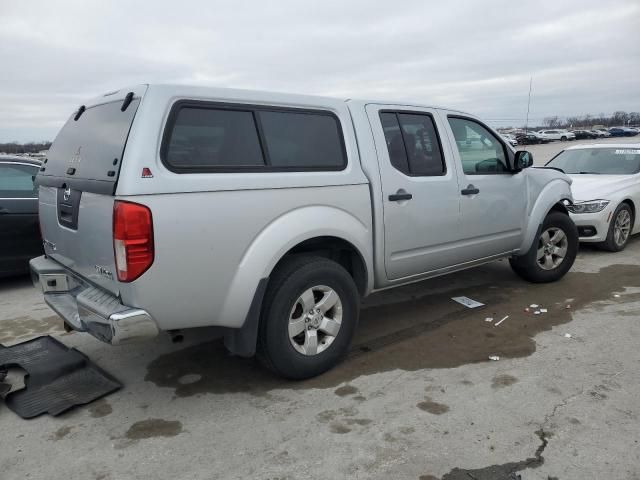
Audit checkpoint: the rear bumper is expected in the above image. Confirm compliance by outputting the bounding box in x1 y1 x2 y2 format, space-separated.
29 256 159 345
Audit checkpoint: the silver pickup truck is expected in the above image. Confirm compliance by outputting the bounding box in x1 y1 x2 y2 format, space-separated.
31 85 577 379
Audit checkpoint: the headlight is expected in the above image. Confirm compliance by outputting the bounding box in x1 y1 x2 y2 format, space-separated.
567 200 610 214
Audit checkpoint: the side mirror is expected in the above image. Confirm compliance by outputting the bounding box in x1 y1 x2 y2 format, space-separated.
514 150 534 170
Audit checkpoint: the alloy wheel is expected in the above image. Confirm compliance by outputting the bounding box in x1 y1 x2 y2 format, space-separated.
537 227 568 270
613 209 631 247
288 285 343 356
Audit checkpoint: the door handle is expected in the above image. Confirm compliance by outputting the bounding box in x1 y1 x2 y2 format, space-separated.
388 192 413 202
461 185 480 196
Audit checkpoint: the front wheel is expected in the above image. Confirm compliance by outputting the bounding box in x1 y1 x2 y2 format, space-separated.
257 255 359 379
510 211 578 283
599 203 633 252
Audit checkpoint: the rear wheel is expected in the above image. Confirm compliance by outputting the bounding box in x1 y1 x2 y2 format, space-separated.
257 255 359 379
560 136 567 141
510 211 578 283
599 203 633 252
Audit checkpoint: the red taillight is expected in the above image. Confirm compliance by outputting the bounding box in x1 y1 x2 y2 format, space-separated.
113 201 154 282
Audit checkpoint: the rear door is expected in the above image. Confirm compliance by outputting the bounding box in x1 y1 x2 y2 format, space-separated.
0 161 42 275
366 104 462 280
442 114 526 260
35 86 146 293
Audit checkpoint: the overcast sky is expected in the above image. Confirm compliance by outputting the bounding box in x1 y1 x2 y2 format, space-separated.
1 0 639 142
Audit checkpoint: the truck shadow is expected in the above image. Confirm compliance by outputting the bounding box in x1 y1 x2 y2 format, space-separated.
145 262 640 396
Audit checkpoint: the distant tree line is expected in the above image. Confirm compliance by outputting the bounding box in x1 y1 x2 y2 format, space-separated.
0 141 52 154
541 111 640 129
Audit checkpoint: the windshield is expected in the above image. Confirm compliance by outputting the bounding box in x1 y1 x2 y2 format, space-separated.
546 148 640 175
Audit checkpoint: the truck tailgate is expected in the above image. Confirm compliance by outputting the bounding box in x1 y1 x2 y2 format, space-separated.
39 186 119 294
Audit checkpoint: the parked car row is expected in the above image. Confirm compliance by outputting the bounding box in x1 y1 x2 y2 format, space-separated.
608 127 639 137
569 128 640 139
500 126 638 146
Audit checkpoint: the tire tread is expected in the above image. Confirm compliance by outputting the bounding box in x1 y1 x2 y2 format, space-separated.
510 211 578 283
256 255 358 379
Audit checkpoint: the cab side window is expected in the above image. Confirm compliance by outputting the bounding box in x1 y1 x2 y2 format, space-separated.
380 112 445 176
448 117 509 175
162 103 347 172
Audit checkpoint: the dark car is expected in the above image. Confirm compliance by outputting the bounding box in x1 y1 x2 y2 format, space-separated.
571 129 598 140
609 127 638 137
515 132 547 145
0 156 43 277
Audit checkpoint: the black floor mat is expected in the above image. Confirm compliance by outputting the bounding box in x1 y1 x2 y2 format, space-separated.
0 336 121 418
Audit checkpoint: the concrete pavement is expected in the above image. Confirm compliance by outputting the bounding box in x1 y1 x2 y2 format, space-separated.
1 239 639 480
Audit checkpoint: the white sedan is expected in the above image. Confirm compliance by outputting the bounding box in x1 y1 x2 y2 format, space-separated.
545 144 640 251
538 129 576 142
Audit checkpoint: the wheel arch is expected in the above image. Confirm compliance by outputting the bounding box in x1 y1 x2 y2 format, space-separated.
272 236 369 297
221 206 373 357
620 198 636 220
618 198 636 233
518 179 573 253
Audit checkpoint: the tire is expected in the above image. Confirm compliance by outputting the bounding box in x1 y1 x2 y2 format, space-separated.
257 255 359 379
599 203 634 252
560 136 567 142
509 211 578 283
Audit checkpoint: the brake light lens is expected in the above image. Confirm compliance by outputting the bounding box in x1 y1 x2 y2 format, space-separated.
113 201 154 282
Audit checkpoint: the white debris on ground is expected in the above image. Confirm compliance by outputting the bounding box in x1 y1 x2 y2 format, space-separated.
488 355 500 361
452 296 485 308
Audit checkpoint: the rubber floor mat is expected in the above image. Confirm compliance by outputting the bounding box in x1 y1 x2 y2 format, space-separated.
0 336 121 418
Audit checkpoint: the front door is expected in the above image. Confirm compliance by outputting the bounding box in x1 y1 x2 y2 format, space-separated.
366 105 462 280
442 114 527 260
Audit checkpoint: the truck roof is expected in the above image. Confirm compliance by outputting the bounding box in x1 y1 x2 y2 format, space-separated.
84 83 470 117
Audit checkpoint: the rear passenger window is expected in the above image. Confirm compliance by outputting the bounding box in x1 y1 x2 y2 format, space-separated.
162 103 347 172
380 112 445 176
165 107 264 169
258 111 346 169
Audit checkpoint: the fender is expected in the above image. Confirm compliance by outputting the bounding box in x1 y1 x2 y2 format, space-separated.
220 205 373 332
518 178 573 253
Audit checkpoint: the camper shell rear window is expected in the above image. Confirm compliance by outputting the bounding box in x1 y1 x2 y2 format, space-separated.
36 96 141 195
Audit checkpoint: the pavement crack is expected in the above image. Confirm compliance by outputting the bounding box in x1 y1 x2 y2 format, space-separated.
437 388 587 479
541 386 586 428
